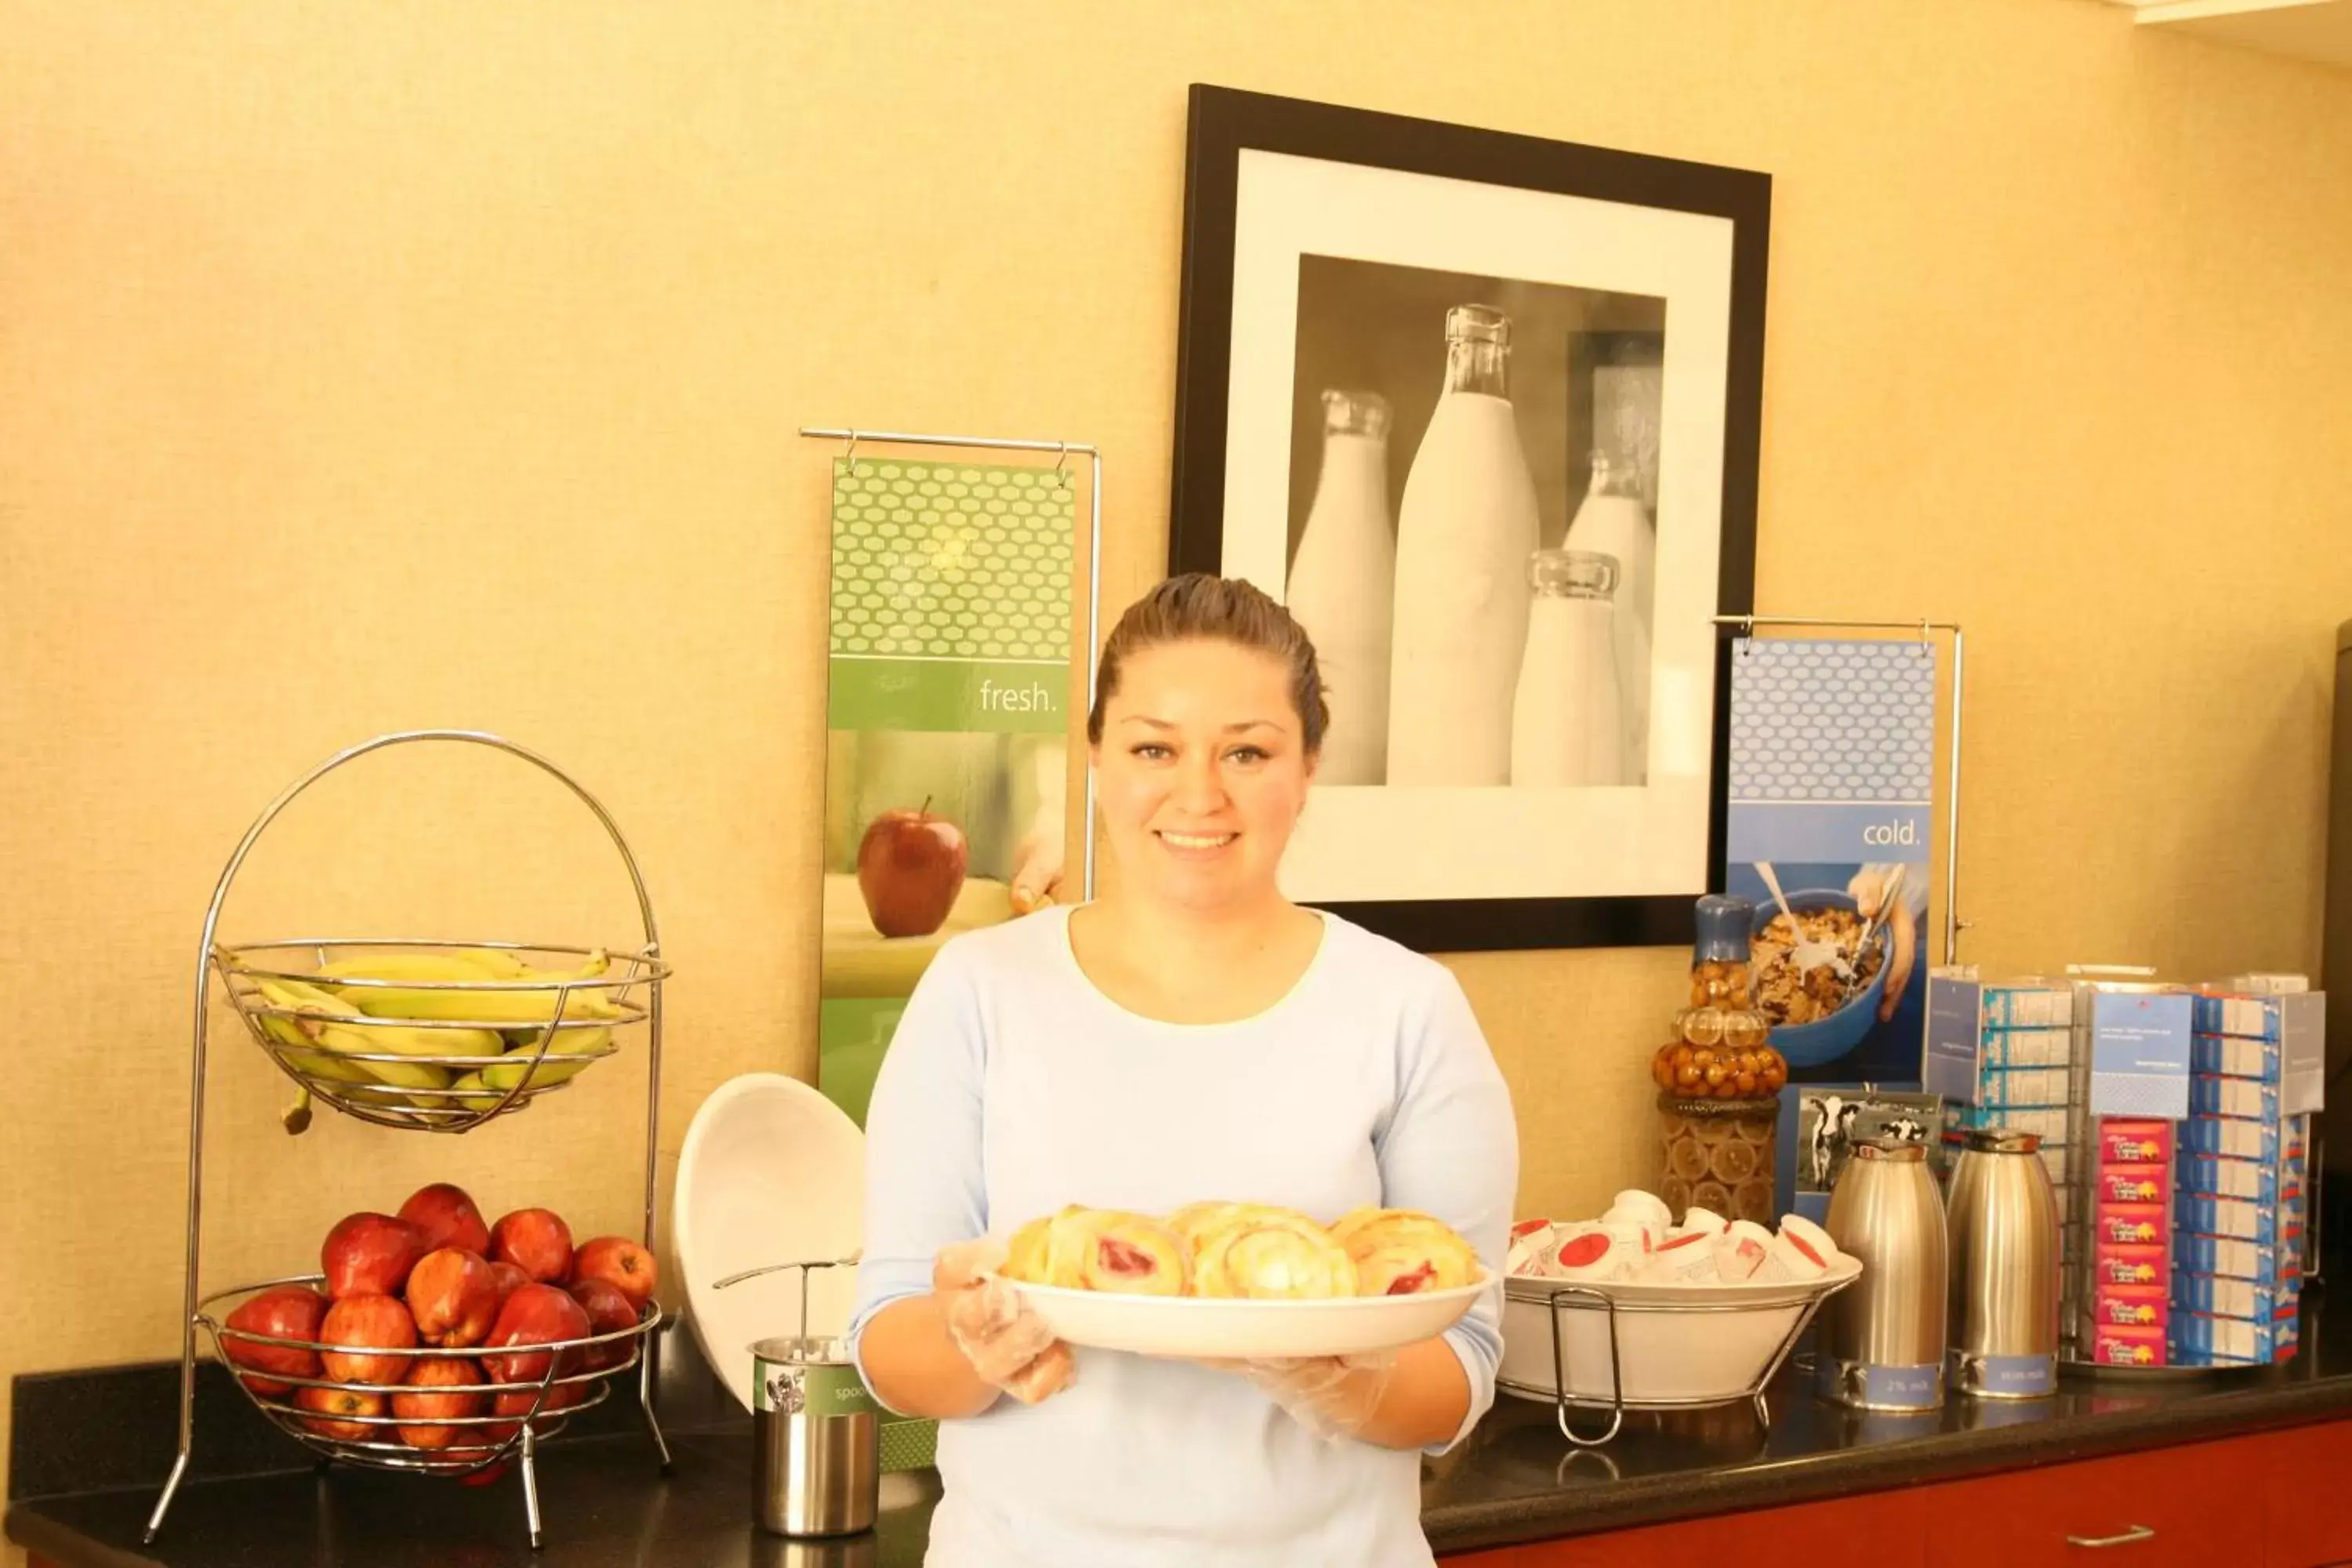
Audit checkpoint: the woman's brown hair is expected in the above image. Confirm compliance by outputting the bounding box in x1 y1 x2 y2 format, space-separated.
1084 572 1330 754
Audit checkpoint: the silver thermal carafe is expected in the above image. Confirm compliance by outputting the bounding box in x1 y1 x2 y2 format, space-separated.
1945 1127 2061 1399
1820 1136 1948 1411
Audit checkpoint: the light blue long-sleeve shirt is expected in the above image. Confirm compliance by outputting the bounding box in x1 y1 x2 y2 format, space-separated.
844 905 1520 1567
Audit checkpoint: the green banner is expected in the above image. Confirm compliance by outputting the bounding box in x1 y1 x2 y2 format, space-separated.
815 456 1081 1131
827 658 1069 734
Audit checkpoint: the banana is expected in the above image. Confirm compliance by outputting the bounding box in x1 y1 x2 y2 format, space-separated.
251 980 375 1088
312 1020 499 1093
445 1072 504 1111
458 949 535 980
314 950 510 982
482 1025 614 1093
339 969 622 1026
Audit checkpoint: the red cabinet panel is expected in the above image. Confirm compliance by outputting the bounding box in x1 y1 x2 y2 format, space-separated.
1445 1419 2352 1568
1442 1489 1927 1566
1923 1436 2263 1567
2258 1420 2352 1567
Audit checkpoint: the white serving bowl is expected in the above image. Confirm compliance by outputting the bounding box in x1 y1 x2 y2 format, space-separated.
996 1274 1493 1360
1498 1254 1861 1407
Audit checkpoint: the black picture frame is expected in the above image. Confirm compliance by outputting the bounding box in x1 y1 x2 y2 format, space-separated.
1167 84 1768 955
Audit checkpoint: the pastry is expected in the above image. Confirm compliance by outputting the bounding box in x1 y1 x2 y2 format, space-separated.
1329 1207 1482 1296
1189 1205 1358 1299
997 1200 1479 1301
1001 1205 1189 1296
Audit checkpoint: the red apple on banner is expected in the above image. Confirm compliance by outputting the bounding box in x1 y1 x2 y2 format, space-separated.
856 797 967 938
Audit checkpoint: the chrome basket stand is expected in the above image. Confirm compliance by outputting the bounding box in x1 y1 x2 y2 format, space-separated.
1519 1283 1850 1448
143 730 674 1549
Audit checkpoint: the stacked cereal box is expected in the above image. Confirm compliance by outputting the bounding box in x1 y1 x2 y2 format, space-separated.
2084 1119 2173 1366
1927 975 2079 1333
2168 989 2321 1367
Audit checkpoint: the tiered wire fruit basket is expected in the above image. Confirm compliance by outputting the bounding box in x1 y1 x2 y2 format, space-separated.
144 731 674 1550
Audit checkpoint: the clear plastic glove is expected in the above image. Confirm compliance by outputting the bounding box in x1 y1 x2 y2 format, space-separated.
1209 1350 1397 1443
934 1236 1074 1406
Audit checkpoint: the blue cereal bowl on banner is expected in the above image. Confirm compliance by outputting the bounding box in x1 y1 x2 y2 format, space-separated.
1752 890 1891 1069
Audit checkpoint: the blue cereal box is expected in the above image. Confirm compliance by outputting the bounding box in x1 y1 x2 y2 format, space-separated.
2183 1116 2288 1160
1983 1029 2072 1069
1985 984 2074 1029
2176 1152 2285 1204
2175 1192 2303 1246
2187 1078 2282 1122
2190 1035 2283 1083
2174 1234 2295 1283
1978 1066 2073 1109
2169 1273 2296 1319
2194 994 2286 1041
2170 1311 2289 1363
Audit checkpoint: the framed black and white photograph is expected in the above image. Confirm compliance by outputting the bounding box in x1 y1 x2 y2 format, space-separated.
1168 85 1768 953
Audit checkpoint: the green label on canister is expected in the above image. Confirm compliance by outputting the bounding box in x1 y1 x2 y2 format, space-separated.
753 1341 880 1419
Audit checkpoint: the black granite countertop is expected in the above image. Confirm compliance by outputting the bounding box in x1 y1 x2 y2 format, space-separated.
13 1287 2351 1566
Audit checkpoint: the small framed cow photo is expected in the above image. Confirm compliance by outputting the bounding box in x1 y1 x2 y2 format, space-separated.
1776 1084 1944 1222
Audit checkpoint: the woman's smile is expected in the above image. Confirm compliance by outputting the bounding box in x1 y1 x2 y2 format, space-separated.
1156 828 1238 855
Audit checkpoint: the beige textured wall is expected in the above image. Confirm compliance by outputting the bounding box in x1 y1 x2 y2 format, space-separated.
6 0 2352 1513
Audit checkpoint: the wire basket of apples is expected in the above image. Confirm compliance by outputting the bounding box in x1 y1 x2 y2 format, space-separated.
205 1182 665 1485
214 940 667 1135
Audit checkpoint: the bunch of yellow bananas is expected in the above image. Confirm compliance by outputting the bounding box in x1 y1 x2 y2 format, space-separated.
241 948 627 1131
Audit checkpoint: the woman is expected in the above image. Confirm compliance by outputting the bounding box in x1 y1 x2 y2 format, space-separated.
845 573 1519 1566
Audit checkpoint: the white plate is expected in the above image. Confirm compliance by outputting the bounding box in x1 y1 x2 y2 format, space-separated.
995 1274 1494 1360
675 1072 866 1413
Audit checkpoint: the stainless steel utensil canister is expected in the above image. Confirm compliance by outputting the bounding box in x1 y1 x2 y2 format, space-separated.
753 1333 879 1537
1946 1127 2060 1399
1820 1137 1948 1411
717 1257 877 1538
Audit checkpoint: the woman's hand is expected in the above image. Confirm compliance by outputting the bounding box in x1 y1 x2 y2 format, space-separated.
934 1237 1074 1406
1209 1351 1397 1443
1202 1335 1467 1448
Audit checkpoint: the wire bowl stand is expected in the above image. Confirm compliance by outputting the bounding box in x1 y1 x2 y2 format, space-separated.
1500 1276 1856 1448
143 730 675 1549
198 1273 664 1542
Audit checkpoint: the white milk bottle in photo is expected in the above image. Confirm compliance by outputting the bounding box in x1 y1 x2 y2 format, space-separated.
1563 449 1655 782
1286 389 1396 785
1385 304 1541 786
1510 548 1627 787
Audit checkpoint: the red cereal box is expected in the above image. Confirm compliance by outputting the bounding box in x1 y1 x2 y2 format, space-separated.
2097 1167 2169 1207
2096 1206 2167 1247
2099 1120 2173 1167
2091 1324 2166 1367
2088 1285 2168 1330
2092 1243 2169 1288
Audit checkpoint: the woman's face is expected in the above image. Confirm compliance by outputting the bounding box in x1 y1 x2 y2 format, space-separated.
1091 637 1315 915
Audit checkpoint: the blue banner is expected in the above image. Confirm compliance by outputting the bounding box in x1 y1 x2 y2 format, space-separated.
1726 637 1938 1085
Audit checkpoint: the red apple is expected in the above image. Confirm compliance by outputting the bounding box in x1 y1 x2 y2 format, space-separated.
481 1283 591 1386
565 1278 639 1372
488 1260 531 1309
572 1236 658 1310
483 1384 583 1445
406 1248 499 1347
459 1458 512 1486
397 1183 492 1258
321 1212 427 1300
393 1356 487 1450
855 800 967 938
294 1383 385 1443
319 1294 419 1387
222 1285 327 1397
490 1208 574 1284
